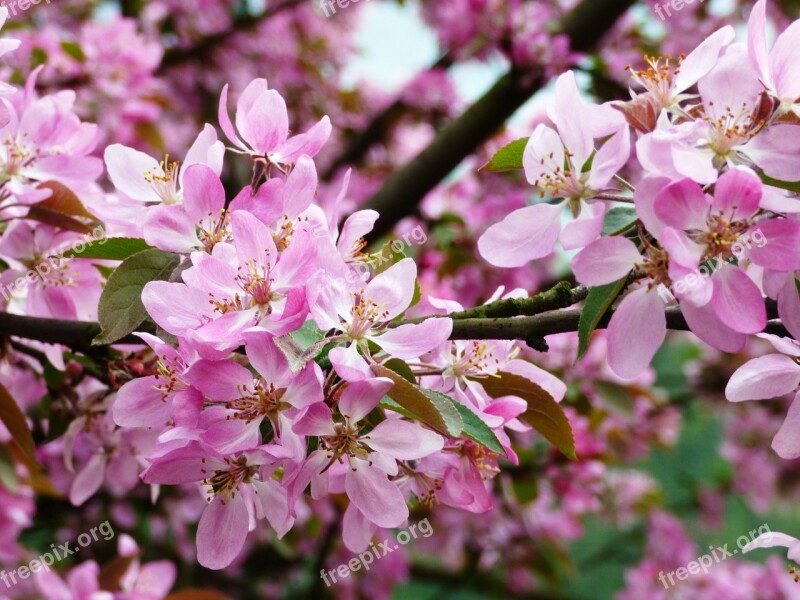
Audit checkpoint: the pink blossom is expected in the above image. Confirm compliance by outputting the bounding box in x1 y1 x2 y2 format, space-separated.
218 78 331 169
478 71 630 267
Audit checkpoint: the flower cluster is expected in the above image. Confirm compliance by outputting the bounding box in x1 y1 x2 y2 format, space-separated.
480 1 800 380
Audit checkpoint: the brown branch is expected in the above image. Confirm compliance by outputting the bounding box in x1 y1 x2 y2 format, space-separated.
321 52 454 181
361 0 639 241
0 298 785 354
446 302 787 341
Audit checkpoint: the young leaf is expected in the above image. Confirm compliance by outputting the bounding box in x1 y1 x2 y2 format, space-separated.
60 40 86 62
98 555 138 591
382 358 416 383
479 137 529 173
452 401 506 456
61 237 153 260
474 371 576 460
601 206 638 235
93 249 180 345
757 169 800 193
372 241 407 276
0 445 17 491
0 382 38 466
577 277 628 359
290 320 326 350
372 364 463 437
27 181 103 235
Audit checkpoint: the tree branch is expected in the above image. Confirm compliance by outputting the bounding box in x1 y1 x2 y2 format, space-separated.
362 0 639 240
445 302 787 341
321 52 454 181
402 282 589 324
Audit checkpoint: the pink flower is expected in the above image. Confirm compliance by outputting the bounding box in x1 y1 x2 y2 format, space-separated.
0 69 102 194
292 378 444 548
307 258 453 379
726 334 800 459
0 221 103 320
625 26 734 111
104 124 224 206
478 71 630 267
112 333 204 431
184 332 323 456
743 530 800 563
748 0 800 118
143 210 317 349
638 43 800 183
142 164 232 253
218 78 331 168
142 443 293 569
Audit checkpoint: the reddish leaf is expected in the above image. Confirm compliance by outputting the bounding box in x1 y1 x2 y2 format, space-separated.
27 181 103 235
474 371 576 460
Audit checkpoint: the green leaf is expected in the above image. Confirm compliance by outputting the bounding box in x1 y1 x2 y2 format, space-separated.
452 401 506 456
0 382 38 467
31 47 48 68
382 358 416 383
0 445 17 491
474 371 576 459
61 237 152 261
757 169 800 193
602 206 638 236
27 181 103 235
60 40 86 62
94 264 117 279
93 249 180 345
577 277 628 359
372 365 463 437
372 241 407 276
479 137 528 173
380 396 417 420
581 149 597 173
290 320 326 350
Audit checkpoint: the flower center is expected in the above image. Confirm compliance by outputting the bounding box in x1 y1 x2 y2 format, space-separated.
203 455 259 502
448 341 497 378
143 155 181 205
227 380 287 423
703 102 765 156
635 246 671 289
691 214 751 260
197 209 231 252
346 292 389 340
531 149 588 200
626 54 684 109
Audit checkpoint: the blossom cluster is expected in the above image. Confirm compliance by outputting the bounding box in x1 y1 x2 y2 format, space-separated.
476 0 800 569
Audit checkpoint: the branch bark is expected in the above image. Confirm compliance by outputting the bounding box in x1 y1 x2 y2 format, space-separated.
362 0 639 240
446 302 787 341
321 52 454 181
